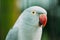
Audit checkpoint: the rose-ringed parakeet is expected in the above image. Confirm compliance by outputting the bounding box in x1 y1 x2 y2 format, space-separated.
5 6 47 40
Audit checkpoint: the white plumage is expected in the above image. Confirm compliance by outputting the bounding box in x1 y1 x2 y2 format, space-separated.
6 6 47 40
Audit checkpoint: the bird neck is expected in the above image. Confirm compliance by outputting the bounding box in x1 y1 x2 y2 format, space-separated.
32 26 42 40
18 24 42 40
14 16 42 40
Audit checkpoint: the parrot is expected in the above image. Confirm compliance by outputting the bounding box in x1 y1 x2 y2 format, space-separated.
5 6 47 40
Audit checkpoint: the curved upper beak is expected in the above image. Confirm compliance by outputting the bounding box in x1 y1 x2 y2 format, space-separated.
39 14 47 27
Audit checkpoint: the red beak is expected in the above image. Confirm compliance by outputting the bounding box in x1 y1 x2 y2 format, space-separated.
39 14 47 27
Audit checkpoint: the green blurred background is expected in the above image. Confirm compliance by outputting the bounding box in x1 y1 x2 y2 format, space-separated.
0 0 60 40
0 0 20 40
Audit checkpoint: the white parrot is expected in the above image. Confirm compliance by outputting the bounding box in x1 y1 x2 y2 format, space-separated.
5 6 47 40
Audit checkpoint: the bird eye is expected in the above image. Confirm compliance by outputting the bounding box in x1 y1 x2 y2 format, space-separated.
32 11 36 15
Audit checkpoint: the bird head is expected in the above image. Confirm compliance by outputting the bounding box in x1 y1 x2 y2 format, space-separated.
22 6 47 27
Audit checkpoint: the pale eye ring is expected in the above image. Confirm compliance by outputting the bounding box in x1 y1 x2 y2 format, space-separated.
32 11 36 15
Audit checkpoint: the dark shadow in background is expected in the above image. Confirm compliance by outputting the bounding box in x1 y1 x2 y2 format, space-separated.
43 0 60 40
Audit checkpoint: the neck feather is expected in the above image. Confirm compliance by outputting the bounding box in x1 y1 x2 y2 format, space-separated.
18 23 42 40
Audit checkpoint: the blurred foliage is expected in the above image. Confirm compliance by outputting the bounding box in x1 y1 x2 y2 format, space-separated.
0 0 20 40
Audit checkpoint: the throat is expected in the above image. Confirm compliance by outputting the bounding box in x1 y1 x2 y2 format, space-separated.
32 27 42 40
18 22 42 40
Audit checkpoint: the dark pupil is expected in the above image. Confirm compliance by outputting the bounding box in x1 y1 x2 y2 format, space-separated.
32 12 35 14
